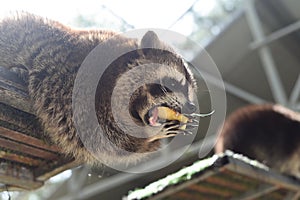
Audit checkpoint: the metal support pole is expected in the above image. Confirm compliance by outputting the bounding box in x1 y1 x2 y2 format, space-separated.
201 71 266 104
250 20 300 50
245 0 287 105
289 75 300 107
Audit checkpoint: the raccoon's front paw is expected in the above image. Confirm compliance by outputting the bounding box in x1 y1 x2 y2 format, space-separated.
147 119 198 142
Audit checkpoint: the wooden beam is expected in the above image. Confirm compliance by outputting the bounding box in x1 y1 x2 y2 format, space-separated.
0 66 76 190
0 126 59 152
230 184 278 200
205 176 249 191
0 137 58 160
0 161 43 190
224 156 300 191
36 160 78 182
0 174 43 190
0 66 33 114
0 150 42 167
0 102 45 140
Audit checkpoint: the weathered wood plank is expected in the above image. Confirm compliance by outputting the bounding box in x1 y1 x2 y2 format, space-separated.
0 137 58 160
224 157 300 191
188 183 236 197
0 126 59 152
230 184 278 200
0 102 49 141
0 174 43 191
0 150 42 167
0 162 43 190
205 176 249 191
0 66 33 114
0 66 76 190
125 153 300 200
36 159 78 182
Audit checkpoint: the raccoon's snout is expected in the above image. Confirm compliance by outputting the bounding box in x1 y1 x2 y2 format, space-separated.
183 101 197 114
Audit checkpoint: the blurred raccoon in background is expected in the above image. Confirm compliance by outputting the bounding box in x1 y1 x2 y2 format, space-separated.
215 104 300 178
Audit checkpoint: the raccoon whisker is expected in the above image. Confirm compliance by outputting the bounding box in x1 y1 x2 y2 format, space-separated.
184 110 215 118
183 130 193 135
149 98 158 109
160 86 174 102
178 122 198 126
191 119 199 123
159 85 182 111
165 130 181 135
161 85 167 94
160 86 168 96
185 124 198 130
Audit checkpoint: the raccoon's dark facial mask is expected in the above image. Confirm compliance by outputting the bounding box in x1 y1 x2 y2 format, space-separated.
129 81 204 142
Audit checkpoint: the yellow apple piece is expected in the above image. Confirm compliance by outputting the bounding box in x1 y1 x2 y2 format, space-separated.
156 106 188 130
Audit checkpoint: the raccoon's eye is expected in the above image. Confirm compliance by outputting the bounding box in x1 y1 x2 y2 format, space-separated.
162 77 183 92
148 84 165 97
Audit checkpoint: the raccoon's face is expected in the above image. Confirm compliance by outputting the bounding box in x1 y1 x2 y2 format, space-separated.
128 51 199 142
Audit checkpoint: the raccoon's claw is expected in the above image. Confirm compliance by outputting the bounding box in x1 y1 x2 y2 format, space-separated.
164 121 196 135
147 132 176 142
190 119 199 123
166 129 193 135
182 130 193 135
147 119 198 142
184 110 215 118
164 121 180 129
185 123 198 130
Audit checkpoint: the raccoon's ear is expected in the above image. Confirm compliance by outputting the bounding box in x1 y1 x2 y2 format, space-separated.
141 31 163 49
140 31 175 54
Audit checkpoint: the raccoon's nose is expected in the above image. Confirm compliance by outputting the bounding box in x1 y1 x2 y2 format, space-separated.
183 102 197 114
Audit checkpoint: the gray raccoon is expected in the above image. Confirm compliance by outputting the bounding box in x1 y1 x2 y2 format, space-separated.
215 104 300 178
0 13 198 165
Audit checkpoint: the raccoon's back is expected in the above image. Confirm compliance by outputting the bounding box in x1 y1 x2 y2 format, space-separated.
215 104 300 169
0 12 116 74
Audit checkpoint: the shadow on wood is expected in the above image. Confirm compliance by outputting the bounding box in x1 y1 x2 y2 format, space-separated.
0 66 76 191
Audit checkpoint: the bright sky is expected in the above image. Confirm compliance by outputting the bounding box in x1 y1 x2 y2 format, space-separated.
0 0 217 36
0 0 193 27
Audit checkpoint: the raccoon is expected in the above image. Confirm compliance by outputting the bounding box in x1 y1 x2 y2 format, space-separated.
215 104 300 178
0 13 199 165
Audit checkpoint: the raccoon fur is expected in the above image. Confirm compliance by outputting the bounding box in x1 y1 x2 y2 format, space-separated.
0 13 199 166
215 104 300 178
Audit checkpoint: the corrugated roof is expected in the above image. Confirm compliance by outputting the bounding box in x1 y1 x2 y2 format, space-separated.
125 151 300 200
